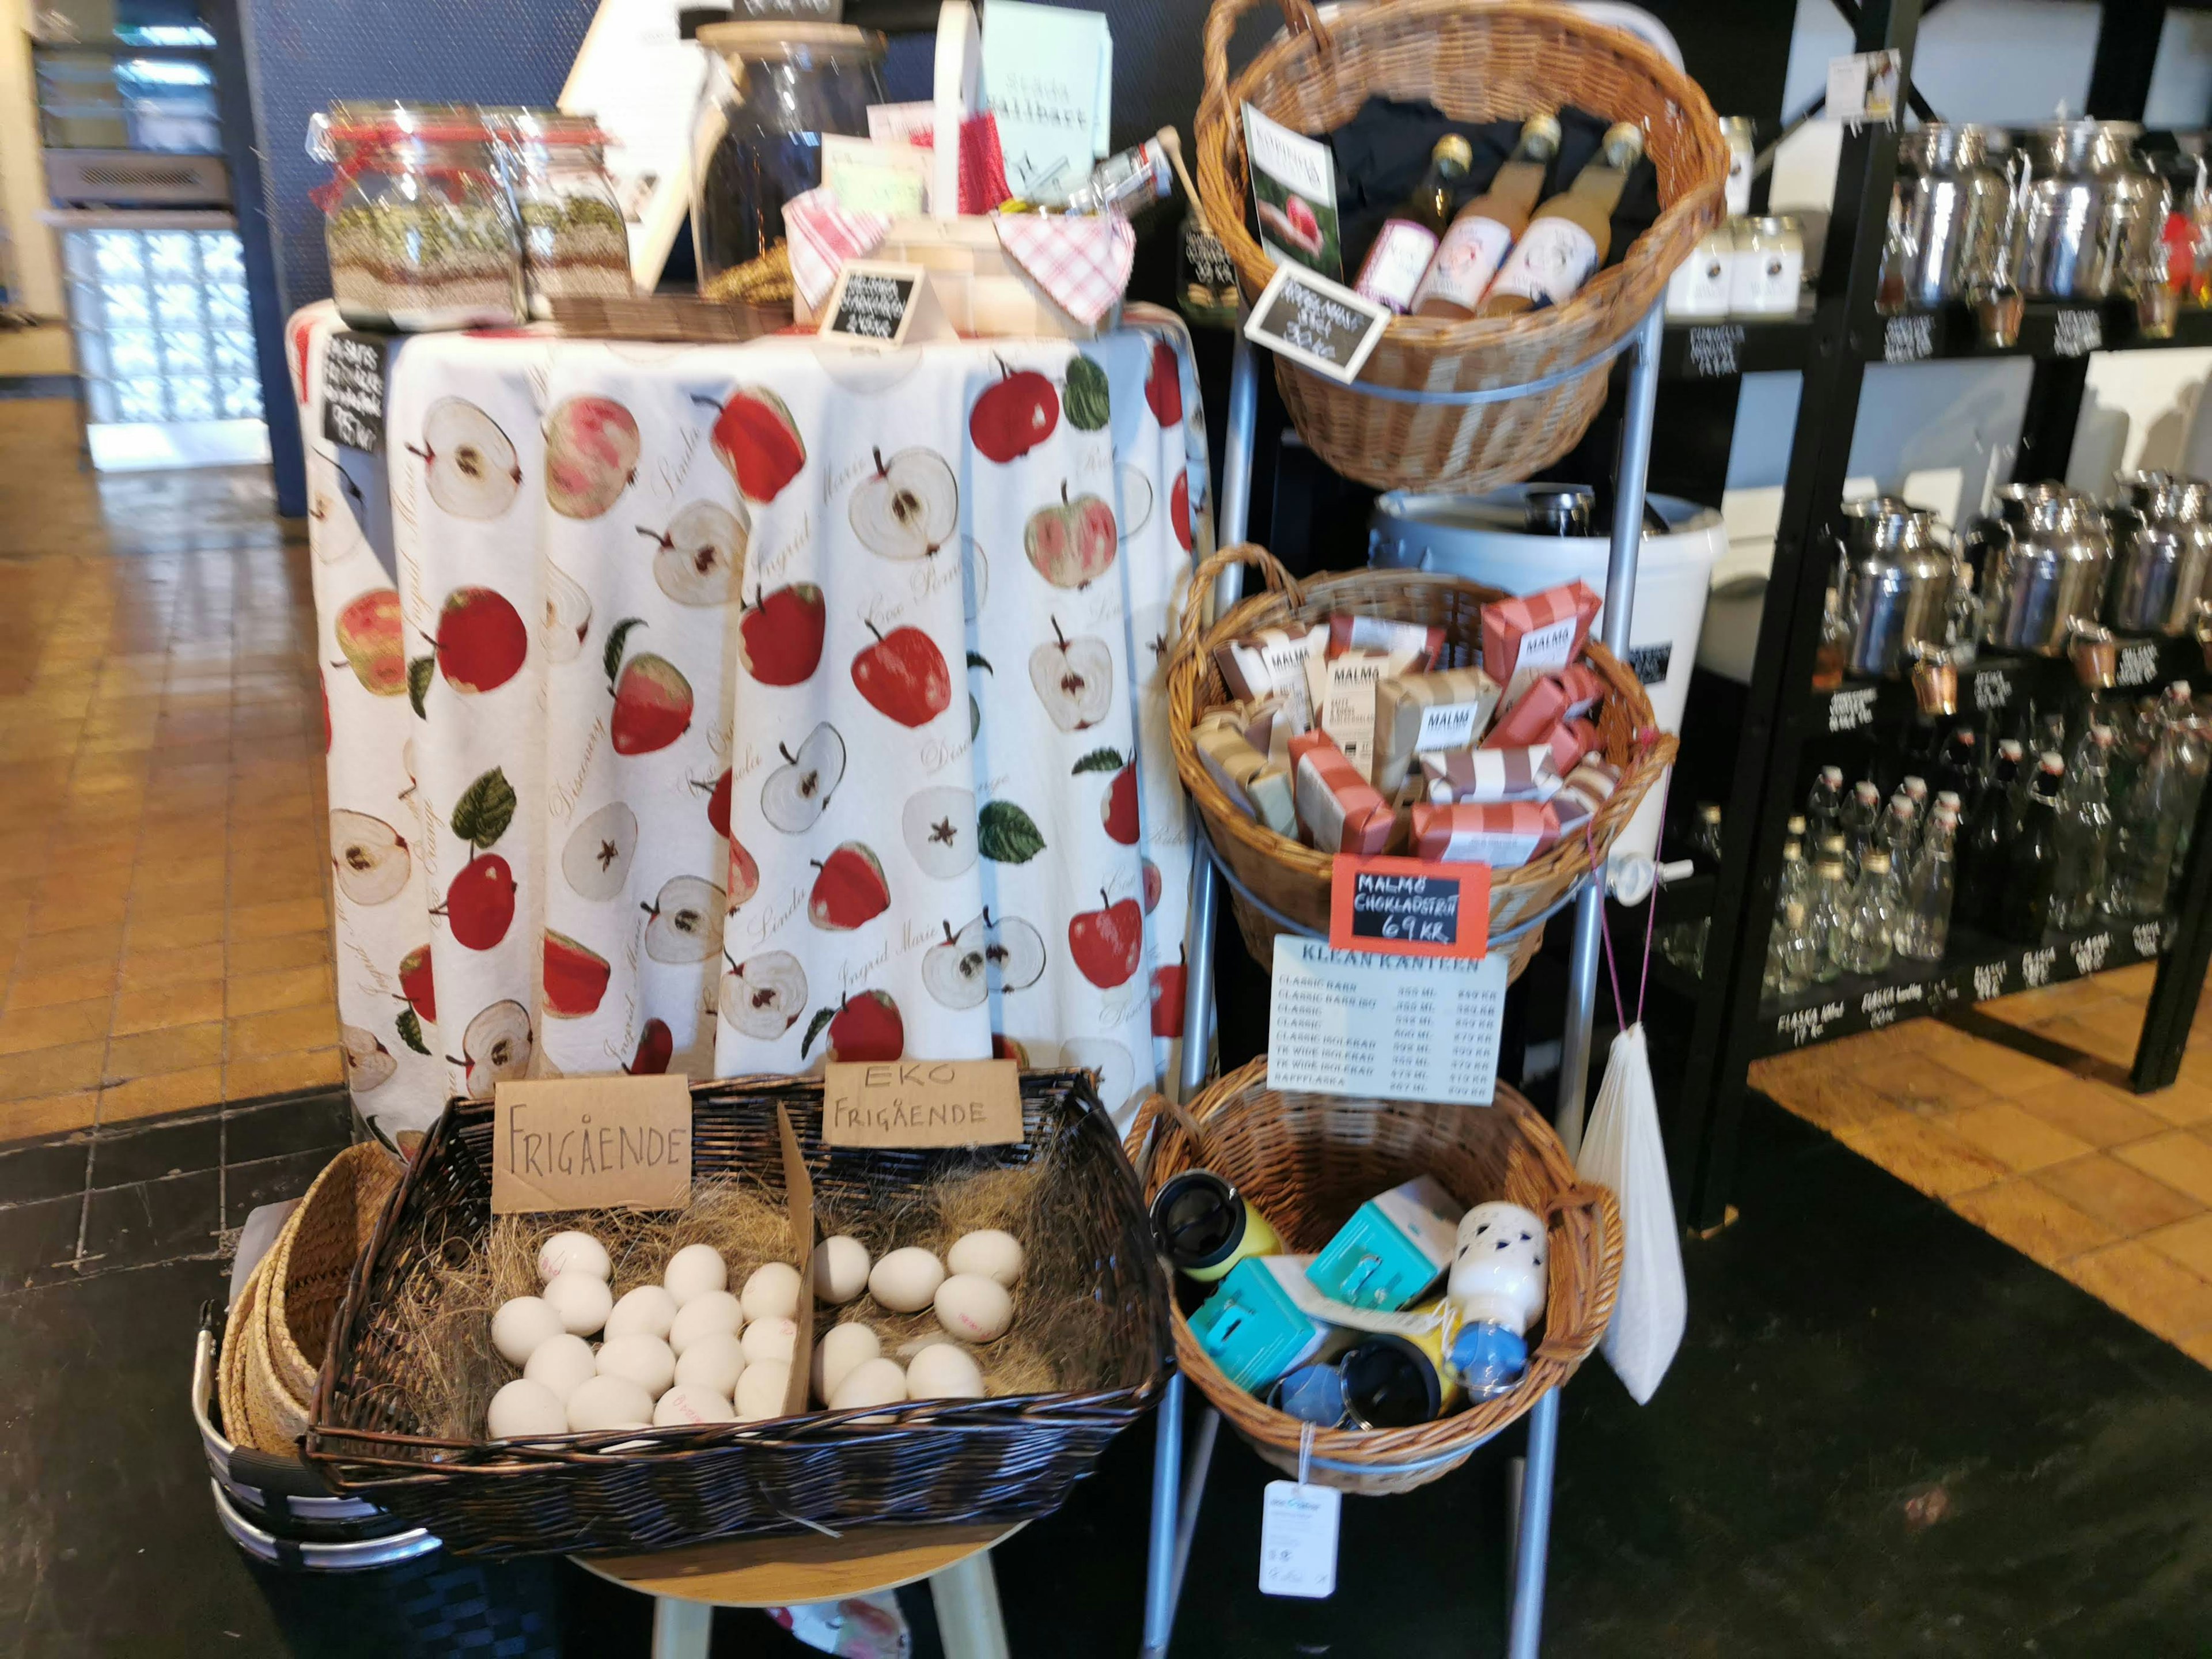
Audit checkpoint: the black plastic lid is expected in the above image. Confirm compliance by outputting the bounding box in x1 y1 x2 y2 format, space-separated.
1342 1335 1441 1428
1150 1170 1244 1270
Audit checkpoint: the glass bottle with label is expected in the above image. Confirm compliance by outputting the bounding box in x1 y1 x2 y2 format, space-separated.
1479 122 1645 317
1840 850 1900 975
2109 688 2194 918
1353 135 1473 313
2050 725 2113 930
1410 116 1560 320
1895 802 1958 961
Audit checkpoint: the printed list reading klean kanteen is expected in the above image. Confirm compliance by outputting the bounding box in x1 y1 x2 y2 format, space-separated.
506 1107 687 1179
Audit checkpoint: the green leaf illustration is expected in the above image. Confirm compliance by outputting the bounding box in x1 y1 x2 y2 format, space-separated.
977 799 1047 863
800 1005 836 1059
604 616 646 686
449 766 517 850
967 651 993 673
969 694 981 741
1064 355 1111 431
396 1007 429 1055
1072 746 1126 775
407 656 434 719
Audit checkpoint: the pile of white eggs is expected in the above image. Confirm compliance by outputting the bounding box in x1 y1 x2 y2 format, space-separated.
483 1226 1026 1440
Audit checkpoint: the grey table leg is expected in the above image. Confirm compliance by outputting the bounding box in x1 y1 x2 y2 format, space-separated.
929 1549 1013 1659
1504 1388 1560 1659
650 1596 713 1659
1140 1369 1187 1657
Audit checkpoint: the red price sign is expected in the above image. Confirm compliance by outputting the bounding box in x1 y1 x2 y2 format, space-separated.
1327 855 1489 960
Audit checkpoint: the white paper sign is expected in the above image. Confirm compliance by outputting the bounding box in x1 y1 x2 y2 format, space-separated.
1260 1481 1340 1599
559 0 709 289
1825 49 1902 124
1268 937 1508 1105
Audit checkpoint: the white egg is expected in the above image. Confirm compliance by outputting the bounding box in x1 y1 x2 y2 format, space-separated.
663 1243 728 1306
740 1261 803 1322
541 1271 613 1337
905 1342 987 1400
604 1283 678 1342
668 1290 745 1357
947 1229 1025 1288
491 1296 565 1365
733 1360 792 1421
828 1357 909 1419
740 1316 797 1365
597 1333 676 1397
486 1377 569 1439
814 1234 872 1305
674 1331 746 1398
868 1247 945 1313
522 1333 598 1403
811 1323 882 1404
933 1273 1014 1344
537 1229 611 1282
566 1374 654 1433
653 1383 736 1427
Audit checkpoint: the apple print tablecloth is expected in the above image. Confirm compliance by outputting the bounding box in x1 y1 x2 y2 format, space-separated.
293 301 1210 1142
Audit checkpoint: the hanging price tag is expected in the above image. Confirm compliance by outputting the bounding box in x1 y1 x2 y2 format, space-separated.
1259 1480 1339 1598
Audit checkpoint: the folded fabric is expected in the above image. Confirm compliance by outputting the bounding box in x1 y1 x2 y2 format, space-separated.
782 187 892 310
1484 581 1600 710
1327 612 1444 672
1418 744 1561 804
1291 729 1394 855
1409 801 1559 867
1216 624 1323 728
1483 675 1569 752
1375 666 1503 793
991 211 1136 328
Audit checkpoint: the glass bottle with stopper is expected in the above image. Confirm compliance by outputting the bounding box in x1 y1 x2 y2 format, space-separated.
1479 122 1645 317
1353 135 1474 313
1410 115 1560 320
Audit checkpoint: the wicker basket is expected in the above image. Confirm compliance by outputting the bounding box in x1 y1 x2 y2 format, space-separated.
1168 544 1676 968
1126 1061 1620 1494
307 1071 1171 1559
1195 0 1726 493
262 1144 404 1404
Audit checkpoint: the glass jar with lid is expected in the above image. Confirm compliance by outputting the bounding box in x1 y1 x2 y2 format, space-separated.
691 22 887 299
309 102 524 331
486 109 634 318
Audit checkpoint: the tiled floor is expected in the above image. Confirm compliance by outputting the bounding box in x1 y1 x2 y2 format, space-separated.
0 397 340 1143
1752 959 2212 1368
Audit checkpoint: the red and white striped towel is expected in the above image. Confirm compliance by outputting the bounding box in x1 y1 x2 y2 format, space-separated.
990 212 1135 327
781 188 891 310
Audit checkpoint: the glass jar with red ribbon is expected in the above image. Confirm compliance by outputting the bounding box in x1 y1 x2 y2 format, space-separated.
484 109 634 319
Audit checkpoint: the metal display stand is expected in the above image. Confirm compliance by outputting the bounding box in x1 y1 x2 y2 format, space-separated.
1139 304 1667 1657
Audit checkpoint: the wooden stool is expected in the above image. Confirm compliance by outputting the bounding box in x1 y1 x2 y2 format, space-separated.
578 1522 1022 1659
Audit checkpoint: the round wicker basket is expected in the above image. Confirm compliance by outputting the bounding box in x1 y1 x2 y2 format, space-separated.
262 1143 404 1405
1127 1062 1620 1495
1194 0 1726 494
1167 544 1676 968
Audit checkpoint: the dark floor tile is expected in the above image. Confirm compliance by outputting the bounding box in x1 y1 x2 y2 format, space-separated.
80 1169 219 1272
224 1092 352 1165
90 1113 221 1186
0 1136 88 1205
0 1193 81 1286
224 1147 334 1228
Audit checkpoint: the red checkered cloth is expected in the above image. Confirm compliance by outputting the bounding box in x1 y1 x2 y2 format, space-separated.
990 211 1135 327
908 112 1012 214
781 187 891 310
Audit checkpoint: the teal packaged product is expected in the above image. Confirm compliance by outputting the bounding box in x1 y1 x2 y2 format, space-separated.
1188 1256 1331 1393
1305 1174 1463 1310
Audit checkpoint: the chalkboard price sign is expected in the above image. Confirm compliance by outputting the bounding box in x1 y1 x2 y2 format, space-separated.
1328 855 1490 960
820 262 925 346
1243 263 1389 384
320 331 388 451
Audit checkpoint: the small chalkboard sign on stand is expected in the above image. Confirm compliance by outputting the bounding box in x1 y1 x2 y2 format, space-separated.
1242 264 1389 384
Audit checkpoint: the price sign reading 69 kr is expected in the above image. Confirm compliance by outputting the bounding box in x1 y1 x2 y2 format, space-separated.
1328 854 1489 960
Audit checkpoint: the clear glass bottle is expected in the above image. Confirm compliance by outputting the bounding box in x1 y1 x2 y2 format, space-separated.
1689 802 1725 863
1775 838 1812 922
1840 780 1882 867
1764 897 1817 999
2051 726 2114 931
1806 767 1846 846
1840 850 1900 976
1354 135 1474 313
1479 121 1644 316
2109 687 2192 918
1901 774 1929 825
1998 751 2066 942
1411 116 1559 319
1808 854 1851 982
1813 589 1852 691
1896 804 1958 961
1875 795 1918 868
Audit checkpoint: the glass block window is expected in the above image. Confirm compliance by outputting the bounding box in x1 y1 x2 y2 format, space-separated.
63 225 264 426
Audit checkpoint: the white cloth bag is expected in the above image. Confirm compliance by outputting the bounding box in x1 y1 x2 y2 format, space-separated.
1575 1023 1685 1404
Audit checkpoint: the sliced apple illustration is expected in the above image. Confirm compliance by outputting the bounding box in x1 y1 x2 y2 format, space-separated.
330 808 410 904
902 784 978 880
922 909 1048 1009
850 446 959 562
543 929 613 1018
397 942 437 1024
801 989 904 1062
308 450 370 560
436 585 528 694
643 874 726 964
1118 465 1154 541
641 501 746 607
1062 1036 1135 1116
627 1019 674 1075
340 1022 397 1093
969 365 1059 463
808 842 889 931
738 584 825 685
562 800 638 901
1146 338 1184 426
1029 619 1114 732
334 589 406 696
762 722 846 834
455 999 533 1095
603 622 694 755
700 386 805 503
544 395 641 519
1152 947 1187 1038
692 768 732 839
963 540 989 624
852 623 950 728
721 949 808 1038
1023 483 1118 589
1068 889 1142 988
410 397 521 520
729 838 760 908
542 563 592 665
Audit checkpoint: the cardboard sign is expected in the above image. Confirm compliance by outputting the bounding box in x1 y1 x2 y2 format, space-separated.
776 1104 818 1418
1243 263 1388 384
320 331 387 450
1270 936 1508 1105
822 1060 1024 1148
1328 855 1489 960
491 1075 691 1214
819 260 934 346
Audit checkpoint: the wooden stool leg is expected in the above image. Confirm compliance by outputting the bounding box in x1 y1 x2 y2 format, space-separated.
928 1548 1012 1659
650 1595 714 1659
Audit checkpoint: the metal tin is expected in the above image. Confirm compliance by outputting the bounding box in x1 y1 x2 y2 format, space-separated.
1728 216 1802 315
1880 123 2014 309
2013 119 2167 299
1978 487 2113 654
2104 472 2212 635
1839 497 1955 678
1720 116 1756 217
1522 484 1595 537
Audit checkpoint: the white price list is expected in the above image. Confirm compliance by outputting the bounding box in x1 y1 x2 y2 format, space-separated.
1268 937 1508 1105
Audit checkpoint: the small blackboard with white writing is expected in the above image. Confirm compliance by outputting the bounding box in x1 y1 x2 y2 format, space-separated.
321 331 387 450
822 264 921 345
1328 855 1489 960
1243 262 1389 384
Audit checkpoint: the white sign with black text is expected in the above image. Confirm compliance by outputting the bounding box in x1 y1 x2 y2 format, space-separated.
1243 263 1390 385
1268 936 1508 1105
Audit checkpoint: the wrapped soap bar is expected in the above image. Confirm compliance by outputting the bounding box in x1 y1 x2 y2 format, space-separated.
1483 581 1600 710
1215 623 1323 728
1547 717 1601 774
1418 744 1561 805
1556 661 1607 719
1373 666 1503 794
1291 729 1395 855
1409 801 1559 867
1308 650 1393 782
1196 712 1297 837
1238 691 1302 766
1547 757 1621 838
1482 675 1569 751
1327 612 1445 672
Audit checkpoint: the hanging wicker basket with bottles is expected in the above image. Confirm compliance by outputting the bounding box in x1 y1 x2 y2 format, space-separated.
1193 0 1726 494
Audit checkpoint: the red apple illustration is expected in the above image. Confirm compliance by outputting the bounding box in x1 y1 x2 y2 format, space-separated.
397 942 437 1024
1145 339 1183 426
1024 482 1119 589
738 584 826 685
693 768 732 839
1101 761 1139 846
992 1033 1030 1066
1152 948 1188 1038
699 387 805 502
543 929 612 1018
627 1018 673 1075
1142 858 1162 914
437 853 516 950
729 837 760 907
1068 889 1142 988
611 653 694 755
435 586 528 694
970 364 1060 462
544 395 641 519
1171 471 1194 552
851 623 951 728
334 589 406 696
288 315 313 405
808 842 890 931
826 990 903 1062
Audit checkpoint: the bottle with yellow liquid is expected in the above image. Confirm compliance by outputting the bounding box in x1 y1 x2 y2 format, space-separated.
1351 134 1473 313
1410 115 1561 320
1478 120 1645 317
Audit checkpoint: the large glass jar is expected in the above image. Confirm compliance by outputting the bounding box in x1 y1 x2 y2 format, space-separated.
487 109 634 318
691 22 886 299
310 102 524 332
